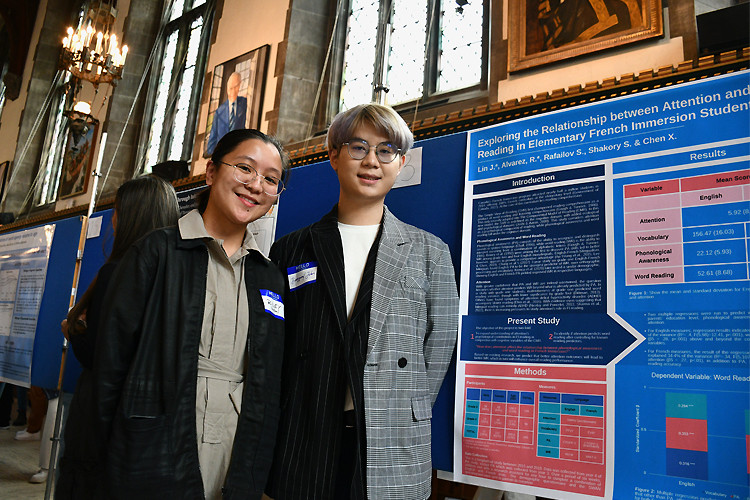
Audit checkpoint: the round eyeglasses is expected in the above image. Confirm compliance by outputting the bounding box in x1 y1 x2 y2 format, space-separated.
220 161 285 197
342 139 401 164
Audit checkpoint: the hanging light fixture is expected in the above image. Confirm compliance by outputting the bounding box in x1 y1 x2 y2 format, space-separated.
59 0 128 125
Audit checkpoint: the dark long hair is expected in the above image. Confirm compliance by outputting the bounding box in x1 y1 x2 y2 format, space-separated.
67 175 180 334
198 129 290 212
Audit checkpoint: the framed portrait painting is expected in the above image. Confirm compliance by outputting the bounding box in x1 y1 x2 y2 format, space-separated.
203 44 270 157
58 121 97 200
508 0 663 72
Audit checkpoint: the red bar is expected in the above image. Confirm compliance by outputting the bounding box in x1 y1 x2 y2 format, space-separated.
465 364 607 381
519 418 534 431
581 451 604 464
561 425 580 436
562 415 604 427
582 427 604 439
665 417 708 452
581 438 603 452
624 179 680 198
519 431 533 444
492 428 505 441
681 169 750 191
560 436 580 449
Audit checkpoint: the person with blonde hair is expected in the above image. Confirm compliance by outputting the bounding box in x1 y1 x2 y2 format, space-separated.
266 103 458 500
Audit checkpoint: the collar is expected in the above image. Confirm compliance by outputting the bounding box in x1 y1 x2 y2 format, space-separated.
178 209 266 259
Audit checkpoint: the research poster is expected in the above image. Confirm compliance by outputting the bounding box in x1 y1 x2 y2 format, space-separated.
0 225 55 386
454 71 749 500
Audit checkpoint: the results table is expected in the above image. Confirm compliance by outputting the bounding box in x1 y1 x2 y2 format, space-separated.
623 168 750 285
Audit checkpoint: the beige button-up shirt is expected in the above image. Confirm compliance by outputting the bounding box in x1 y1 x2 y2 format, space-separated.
178 209 263 498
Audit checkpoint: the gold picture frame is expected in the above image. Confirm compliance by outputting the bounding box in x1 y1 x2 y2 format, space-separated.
508 0 663 72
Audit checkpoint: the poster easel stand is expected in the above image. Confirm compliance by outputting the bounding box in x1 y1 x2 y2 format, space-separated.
45 133 107 498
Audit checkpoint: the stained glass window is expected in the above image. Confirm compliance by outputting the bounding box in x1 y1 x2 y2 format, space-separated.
168 16 203 160
340 0 380 110
340 0 485 109
438 0 483 92
142 0 209 169
386 0 428 105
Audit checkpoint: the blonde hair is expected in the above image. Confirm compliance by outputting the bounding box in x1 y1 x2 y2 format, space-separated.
326 103 414 154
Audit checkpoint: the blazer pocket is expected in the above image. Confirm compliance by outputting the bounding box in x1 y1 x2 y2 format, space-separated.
400 275 428 290
411 395 432 422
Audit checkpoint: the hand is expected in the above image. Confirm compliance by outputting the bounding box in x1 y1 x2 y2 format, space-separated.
61 319 69 341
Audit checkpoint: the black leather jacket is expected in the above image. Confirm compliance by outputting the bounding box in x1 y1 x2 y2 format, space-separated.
94 227 285 500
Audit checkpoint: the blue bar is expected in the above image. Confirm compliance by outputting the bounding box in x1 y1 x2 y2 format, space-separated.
539 413 561 425
466 400 481 413
539 392 561 403
538 446 560 458
615 143 750 175
481 389 493 402
684 262 748 282
507 391 520 403
493 390 507 402
581 405 604 417
683 239 747 265
521 392 536 404
473 165 604 195
682 201 750 226
666 449 708 480
561 404 580 415
562 394 603 406
539 402 561 414
539 423 560 434
467 388 481 400
538 433 561 447
682 223 745 243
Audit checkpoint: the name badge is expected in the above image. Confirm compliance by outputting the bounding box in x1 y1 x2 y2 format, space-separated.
287 261 317 291
260 290 284 320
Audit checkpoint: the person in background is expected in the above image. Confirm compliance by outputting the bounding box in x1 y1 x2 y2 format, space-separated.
95 129 288 499
266 103 459 500
56 175 180 498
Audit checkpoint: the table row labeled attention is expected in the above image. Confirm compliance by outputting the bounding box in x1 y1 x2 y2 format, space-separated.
623 169 750 285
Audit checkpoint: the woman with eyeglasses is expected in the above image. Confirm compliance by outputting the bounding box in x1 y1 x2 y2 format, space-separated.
94 129 288 500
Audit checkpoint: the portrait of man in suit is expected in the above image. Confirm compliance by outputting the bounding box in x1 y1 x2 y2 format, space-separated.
204 71 247 155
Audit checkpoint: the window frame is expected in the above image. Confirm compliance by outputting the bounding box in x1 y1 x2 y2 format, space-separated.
337 0 490 113
136 0 213 171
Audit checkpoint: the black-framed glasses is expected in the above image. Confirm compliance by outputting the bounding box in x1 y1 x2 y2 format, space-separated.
220 161 285 197
342 139 401 164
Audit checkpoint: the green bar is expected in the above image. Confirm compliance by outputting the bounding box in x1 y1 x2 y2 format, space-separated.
665 393 707 420
745 410 749 435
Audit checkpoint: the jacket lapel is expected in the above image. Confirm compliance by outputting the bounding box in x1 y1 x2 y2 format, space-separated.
310 206 348 337
368 206 411 353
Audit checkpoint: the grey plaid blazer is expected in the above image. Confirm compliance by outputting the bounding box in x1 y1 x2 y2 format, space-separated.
266 205 458 500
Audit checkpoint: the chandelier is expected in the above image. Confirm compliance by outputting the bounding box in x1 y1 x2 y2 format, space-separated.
59 0 128 125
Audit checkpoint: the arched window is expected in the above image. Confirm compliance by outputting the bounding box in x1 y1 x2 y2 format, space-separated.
139 0 211 170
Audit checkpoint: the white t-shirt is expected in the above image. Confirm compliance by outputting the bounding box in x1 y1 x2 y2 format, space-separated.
338 222 380 320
